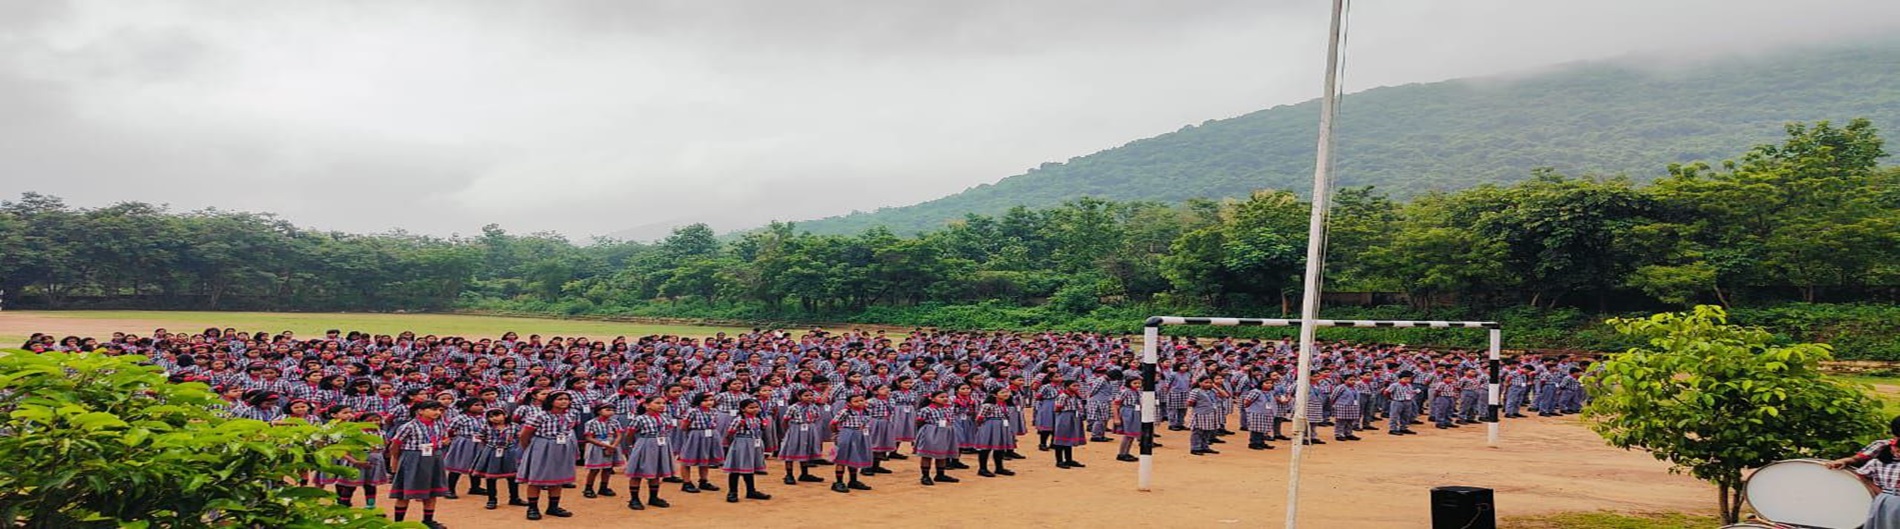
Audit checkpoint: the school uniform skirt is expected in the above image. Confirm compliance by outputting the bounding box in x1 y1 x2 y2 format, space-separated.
1242 407 1273 432
677 428 725 467
913 423 957 459
1114 406 1143 437
868 416 897 452
723 435 767 474
1009 405 1028 436
1052 410 1088 447
442 437 481 474
761 416 782 455
831 427 874 469
818 404 839 442
361 453 390 486
470 444 521 479
1868 492 1900 529
1333 402 1362 422
971 419 1017 450
516 437 578 487
584 441 624 469
624 437 677 479
778 422 824 462
955 417 977 449
1033 400 1057 432
388 449 450 500
891 406 918 442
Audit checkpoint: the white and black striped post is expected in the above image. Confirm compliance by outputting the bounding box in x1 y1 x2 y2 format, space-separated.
1138 323 1159 491
1486 327 1502 447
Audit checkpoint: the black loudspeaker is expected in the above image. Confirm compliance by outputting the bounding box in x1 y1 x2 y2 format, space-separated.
1430 486 1495 529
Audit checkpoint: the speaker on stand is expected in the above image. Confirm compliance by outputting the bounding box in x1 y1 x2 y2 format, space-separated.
1430 486 1495 529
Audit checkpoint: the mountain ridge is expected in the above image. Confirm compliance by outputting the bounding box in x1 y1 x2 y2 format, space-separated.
751 40 1900 236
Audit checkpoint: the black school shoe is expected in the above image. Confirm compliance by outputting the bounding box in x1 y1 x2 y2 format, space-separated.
546 507 574 517
831 482 850 493
598 487 616 497
746 491 773 500
848 480 871 490
1117 454 1139 461
798 474 826 483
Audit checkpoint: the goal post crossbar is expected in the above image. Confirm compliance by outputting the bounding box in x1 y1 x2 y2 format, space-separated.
1135 316 1504 492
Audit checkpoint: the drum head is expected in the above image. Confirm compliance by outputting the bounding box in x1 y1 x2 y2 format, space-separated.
1744 459 1874 529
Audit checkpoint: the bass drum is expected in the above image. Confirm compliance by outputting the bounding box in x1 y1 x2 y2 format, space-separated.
1744 458 1876 529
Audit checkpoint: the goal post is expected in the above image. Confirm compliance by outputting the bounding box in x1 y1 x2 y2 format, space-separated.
1136 316 1503 491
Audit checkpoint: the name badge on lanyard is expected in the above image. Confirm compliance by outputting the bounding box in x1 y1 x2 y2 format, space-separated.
703 430 714 438
494 448 505 457
938 420 949 428
801 424 810 432
657 437 667 447
556 433 569 445
421 443 434 457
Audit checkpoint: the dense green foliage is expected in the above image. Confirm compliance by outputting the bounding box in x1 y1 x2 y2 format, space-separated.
4 119 1897 358
1584 306 1882 523
793 41 1900 236
0 350 400 528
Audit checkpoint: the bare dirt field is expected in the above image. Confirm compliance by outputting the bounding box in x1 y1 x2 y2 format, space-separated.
401 416 1709 529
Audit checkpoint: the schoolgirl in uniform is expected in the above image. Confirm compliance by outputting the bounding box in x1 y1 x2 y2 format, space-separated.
1033 376 1062 451
385 401 451 528
675 394 725 493
1186 377 1224 455
469 409 525 509
1050 379 1089 468
317 406 370 508
721 399 773 503
889 377 919 458
441 399 486 499
778 389 827 485
277 399 320 486
754 385 782 458
621 396 676 511
1113 378 1154 461
1236 378 1268 451
515 391 577 520
1330 379 1363 441
971 388 1018 477
1002 375 1031 460
913 390 962 485
1430 375 1459 429
865 384 898 474
581 405 623 498
828 394 876 493
948 384 978 468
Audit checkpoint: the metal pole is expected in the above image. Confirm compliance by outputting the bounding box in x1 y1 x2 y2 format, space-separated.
1486 328 1502 447
1139 324 1159 491
1285 0 1347 526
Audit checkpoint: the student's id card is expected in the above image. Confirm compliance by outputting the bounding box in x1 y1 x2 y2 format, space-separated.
420 444 434 457
938 420 949 428
556 434 569 445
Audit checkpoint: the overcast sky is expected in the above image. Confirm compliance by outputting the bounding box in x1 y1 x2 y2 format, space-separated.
4 0 1898 241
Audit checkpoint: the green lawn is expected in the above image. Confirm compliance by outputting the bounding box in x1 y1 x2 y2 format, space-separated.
1502 512 1719 529
1 310 752 344
1833 373 1900 416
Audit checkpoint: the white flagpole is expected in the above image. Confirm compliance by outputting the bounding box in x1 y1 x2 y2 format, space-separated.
1284 0 1347 527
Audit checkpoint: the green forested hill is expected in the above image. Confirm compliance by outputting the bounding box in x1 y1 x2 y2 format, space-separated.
791 41 1900 235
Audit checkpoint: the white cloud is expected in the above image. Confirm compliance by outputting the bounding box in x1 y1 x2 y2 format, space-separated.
1 0 1896 240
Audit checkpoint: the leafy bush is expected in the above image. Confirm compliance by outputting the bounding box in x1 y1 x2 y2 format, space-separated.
0 350 401 528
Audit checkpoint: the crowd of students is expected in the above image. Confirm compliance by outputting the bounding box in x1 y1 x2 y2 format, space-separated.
19 327 1594 529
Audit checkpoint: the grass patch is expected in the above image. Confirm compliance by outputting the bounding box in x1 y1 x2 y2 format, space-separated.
1 310 751 344
1503 511 1719 529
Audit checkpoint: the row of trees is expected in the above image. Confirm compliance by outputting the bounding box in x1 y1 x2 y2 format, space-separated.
2 119 1895 313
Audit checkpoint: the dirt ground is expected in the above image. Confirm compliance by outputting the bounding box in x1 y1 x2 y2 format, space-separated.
390 416 1709 529
0 312 1714 527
